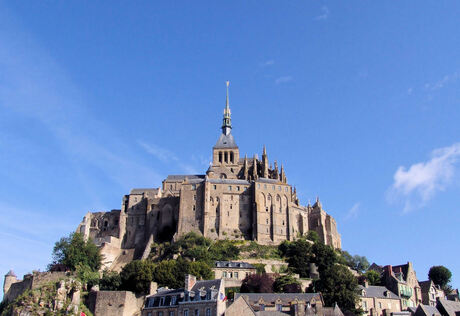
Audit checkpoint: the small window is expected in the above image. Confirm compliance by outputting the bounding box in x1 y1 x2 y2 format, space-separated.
159 312 164 316
192 184 196 190
278 186 281 191
206 308 211 316
223 271 227 278
379 302 382 309
264 184 267 189
237 186 240 191
260 304 265 311
265 207 268 212
276 304 282 311
228 186 232 191
272 185 275 190
194 195 196 200
169 312 175 316
266 219 269 224
171 296 176 305
184 310 189 316
257 184 260 188
213 185 217 190
193 205 196 211
285 187 288 192
234 272 239 279
195 308 199 315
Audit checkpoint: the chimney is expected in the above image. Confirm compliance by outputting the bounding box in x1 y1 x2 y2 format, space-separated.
364 279 369 288
150 282 158 295
185 274 197 291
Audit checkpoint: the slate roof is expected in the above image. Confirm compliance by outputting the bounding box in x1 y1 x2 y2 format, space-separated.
358 285 399 299
418 304 441 316
437 299 460 316
235 293 321 305
256 178 280 184
130 188 159 195
207 178 250 185
165 175 205 181
255 312 287 316
215 261 255 269
419 280 434 293
190 279 222 293
214 133 238 149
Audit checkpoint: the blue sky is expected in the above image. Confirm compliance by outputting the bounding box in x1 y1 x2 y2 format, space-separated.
1 1 459 295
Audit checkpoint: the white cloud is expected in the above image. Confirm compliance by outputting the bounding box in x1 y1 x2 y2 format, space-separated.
345 202 360 220
424 71 459 91
260 60 275 67
388 143 460 211
275 76 293 84
314 6 330 21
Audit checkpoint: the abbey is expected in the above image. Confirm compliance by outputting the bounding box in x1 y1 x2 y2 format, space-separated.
78 84 341 269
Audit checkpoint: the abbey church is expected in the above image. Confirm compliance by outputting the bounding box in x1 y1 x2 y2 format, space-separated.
78 84 341 269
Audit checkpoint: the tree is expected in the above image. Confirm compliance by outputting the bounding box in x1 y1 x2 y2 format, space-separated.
100 270 122 291
306 231 320 243
364 270 381 286
429 266 452 290
311 265 360 314
273 275 302 293
240 274 274 293
353 255 370 273
312 242 337 273
279 239 312 278
50 232 101 272
120 260 156 294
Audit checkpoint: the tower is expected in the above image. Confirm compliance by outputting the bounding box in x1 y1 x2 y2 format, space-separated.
212 81 239 169
3 270 17 300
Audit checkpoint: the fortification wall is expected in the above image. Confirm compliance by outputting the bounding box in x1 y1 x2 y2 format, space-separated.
88 290 145 316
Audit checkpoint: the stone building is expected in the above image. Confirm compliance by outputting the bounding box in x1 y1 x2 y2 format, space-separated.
419 280 446 307
212 261 256 288
358 282 402 316
77 83 341 270
142 275 226 316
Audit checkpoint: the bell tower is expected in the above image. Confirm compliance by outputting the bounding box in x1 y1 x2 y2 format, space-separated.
212 81 239 169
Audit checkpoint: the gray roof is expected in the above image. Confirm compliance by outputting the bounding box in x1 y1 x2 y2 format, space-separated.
437 299 460 316
419 280 434 293
5 270 16 277
418 304 441 316
215 261 255 269
256 178 280 184
214 133 238 149
130 188 159 195
322 305 345 316
165 175 205 181
236 293 321 305
255 312 288 316
358 285 399 299
191 279 222 293
207 178 250 185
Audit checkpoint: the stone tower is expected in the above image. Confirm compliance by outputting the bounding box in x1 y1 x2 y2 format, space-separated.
3 270 17 298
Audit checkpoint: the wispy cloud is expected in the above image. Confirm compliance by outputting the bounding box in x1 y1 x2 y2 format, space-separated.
314 6 330 21
388 143 460 212
138 140 200 174
260 60 275 67
345 202 360 220
275 76 293 84
424 71 459 91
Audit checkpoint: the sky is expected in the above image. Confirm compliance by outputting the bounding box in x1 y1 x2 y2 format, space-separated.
1 1 459 297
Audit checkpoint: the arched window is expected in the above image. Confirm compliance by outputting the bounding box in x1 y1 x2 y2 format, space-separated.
225 152 228 163
230 152 234 163
219 152 223 163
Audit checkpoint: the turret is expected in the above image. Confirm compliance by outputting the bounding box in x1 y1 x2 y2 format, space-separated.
262 145 269 178
273 161 279 180
243 155 248 180
3 270 17 299
252 155 258 180
280 164 286 183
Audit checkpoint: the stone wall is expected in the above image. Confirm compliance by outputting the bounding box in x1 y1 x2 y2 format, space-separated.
88 290 145 316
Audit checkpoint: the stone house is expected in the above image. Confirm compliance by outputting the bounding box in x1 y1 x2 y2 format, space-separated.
357 283 402 316
77 84 341 271
234 293 324 315
213 261 256 288
142 275 226 316
419 280 446 307
370 262 422 310
435 299 460 316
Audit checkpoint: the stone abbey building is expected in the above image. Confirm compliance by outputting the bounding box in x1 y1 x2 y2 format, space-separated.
78 84 341 269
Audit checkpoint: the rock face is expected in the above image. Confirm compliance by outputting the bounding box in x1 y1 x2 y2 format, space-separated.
1 277 86 316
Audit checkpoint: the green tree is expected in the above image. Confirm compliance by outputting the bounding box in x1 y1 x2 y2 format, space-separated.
312 242 337 273
273 275 302 293
120 260 156 294
76 263 100 289
50 232 102 271
100 270 122 291
353 255 370 273
429 266 452 290
311 265 360 314
364 270 381 286
306 231 320 243
279 239 312 278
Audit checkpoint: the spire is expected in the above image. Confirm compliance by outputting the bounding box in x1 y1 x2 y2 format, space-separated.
222 81 232 135
263 145 267 157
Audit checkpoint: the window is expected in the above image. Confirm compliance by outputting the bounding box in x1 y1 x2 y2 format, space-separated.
159 312 164 316
234 272 239 279
193 205 196 211
276 304 282 311
264 184 267 189
272 185 275 190
278 186 281 191
379 302 382 309
237 186 240 191
228 186 232 191
230 204 232 209
223 271 227 278
147 313 152 316
282 220 285 225
266 219 269 224
194 195 196 200
257 184 260 188
265 207 268 212
171 296 176 305
229 272 233 278
213 185 217 190
192 184 196 190
206 308 211 316
260 304 265 311
184 310 189 316
195 309 199 316
160 297 165 306
219 152 222 163
285 187 288 192
363 301 367 311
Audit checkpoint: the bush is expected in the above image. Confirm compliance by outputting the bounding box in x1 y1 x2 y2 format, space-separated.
76 263 99 289
273 275 302 293
49 232 102 272
253 263 266 274
100 270 122 291
120 260 156 294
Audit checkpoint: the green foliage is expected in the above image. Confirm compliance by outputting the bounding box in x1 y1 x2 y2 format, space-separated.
76 263 99 289
152 258 214 289
100 270 122 291
273 274 302 293
279 239 313 278
429 266 452 289
364 270 381 285
240 274 274 293
306 231 320 243
225 287 240 301
312 242 337 273
253 263 266 274
50 232 101 272
338 250 370 273
311 265 360 314
120 260 156 294
208 240 240 261
240 241 281 259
